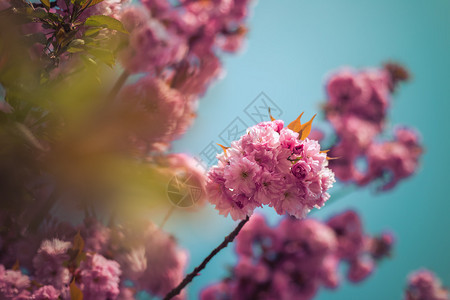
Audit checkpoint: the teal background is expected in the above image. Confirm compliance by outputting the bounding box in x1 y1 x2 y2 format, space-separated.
167 1 450 299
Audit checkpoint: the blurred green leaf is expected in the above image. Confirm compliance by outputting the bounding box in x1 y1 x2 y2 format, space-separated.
84 27 101 37
46 12 63 23
84 15 128 34
67 47 84 53
87 47 115 67
68 39 85 48
80 55 97 67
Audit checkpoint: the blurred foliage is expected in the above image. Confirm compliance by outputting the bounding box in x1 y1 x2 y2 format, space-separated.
0 6 174 230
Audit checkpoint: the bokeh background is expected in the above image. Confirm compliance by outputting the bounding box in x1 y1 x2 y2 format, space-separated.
164 1 450 299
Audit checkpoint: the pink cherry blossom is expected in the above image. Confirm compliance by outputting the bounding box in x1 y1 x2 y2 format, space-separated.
206 120 335 220
0 265 31 299
32 285 60 300
405 270 448 300
79 253 122 300
32 239 71 290
203 211 391 300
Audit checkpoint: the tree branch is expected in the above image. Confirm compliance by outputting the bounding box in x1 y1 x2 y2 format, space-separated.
163 216 250 300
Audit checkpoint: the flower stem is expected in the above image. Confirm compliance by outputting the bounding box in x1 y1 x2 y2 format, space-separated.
163 216 250 300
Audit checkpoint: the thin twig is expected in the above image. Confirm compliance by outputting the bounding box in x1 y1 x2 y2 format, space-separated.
163 216 250 300
107 70 129 101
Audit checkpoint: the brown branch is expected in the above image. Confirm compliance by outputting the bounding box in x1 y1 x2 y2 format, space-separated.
107 70 129 101
163 215 250 300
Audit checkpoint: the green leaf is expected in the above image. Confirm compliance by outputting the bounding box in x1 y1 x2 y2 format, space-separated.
40 0 50 9
67 47 85 53
68 39 85 48
71 0 84 5
87 47 115 67
84 15 128 34
84 27 101 37
80 55 97 67
46 12 64 23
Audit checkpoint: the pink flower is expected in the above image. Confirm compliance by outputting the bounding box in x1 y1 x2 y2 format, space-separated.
171 53 223 97
111 221 187 299
326 69 370 112
405 270 448 300
116 247 147 281
279 128 299 151
358 129 422 190
83 0 129 19
328 114 381 151
235 214 280 258
279 218 337 261
254 171 284 205
118 76 188 152
119 7 187 74
347 257 374 282
117 287 136 300
78 217 110 253
292 161 310 180
224 156 261 196
32 285 60 300
200 281 229 300
327 210 364 259
328 142 363 182
204 211 393 300
0 266 30 299
323 65 421 190
79 253 122 300
32 239 71 290
273 180 309 219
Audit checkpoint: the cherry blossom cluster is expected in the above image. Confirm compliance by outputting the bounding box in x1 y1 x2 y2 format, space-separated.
119 0 252 74
206 118 335 220
404 269 449 300
201 211 393 300
0 216 187 300
115 0 254 151
323 63 423 190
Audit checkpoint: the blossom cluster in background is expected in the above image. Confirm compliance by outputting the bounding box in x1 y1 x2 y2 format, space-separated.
206 118 335 220
404 270 449 300
116 0 253 152
324 64 423 190
0 217 187 299
201 210 394 300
